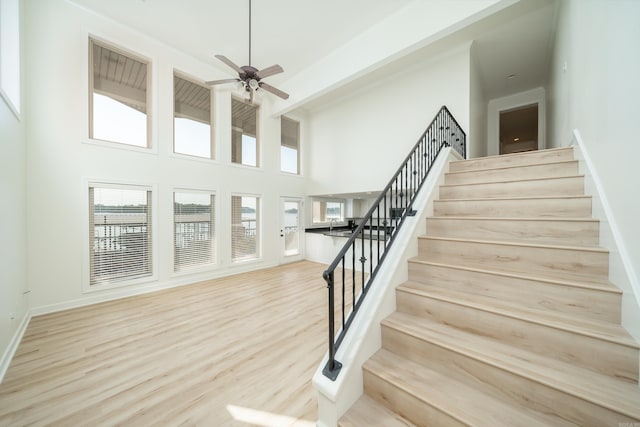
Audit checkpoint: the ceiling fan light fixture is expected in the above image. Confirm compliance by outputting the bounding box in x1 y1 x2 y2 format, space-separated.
207 0 289 100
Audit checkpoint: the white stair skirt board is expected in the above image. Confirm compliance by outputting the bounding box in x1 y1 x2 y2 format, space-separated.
570 129 640 343
313 147 460 427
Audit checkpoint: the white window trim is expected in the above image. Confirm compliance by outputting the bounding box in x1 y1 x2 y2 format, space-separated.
83 34 158 154
230 192 262 264
231 96 261 169
82 179 158 293
280 115 302 176
172 187 219 276
172 70 216 161
311 197 347 226
0 0 21 119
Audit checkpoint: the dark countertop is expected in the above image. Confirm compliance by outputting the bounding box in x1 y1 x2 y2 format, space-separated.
305 226 389 240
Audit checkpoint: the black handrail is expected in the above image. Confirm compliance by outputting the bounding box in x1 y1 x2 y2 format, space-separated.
322 106 466 380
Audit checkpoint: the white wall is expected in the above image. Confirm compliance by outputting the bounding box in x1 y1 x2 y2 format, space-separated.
0 0 29 380
547 0 640 339
275 0 504 115
305 46 471 196
469 42 487 158
24 0 306 313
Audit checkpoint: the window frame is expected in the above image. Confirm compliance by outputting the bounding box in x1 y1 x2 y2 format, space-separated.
88 37 152 150
280 116 300 175
311 198 346 225
231 96 260 168
172 70 215 160
173 188 218 274
231 193 261 263
0 0 21 119
83 180 158 293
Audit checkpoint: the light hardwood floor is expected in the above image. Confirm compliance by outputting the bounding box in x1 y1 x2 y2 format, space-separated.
0 261 332 426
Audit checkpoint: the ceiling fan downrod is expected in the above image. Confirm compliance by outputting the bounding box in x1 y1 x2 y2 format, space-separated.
206 0 289 100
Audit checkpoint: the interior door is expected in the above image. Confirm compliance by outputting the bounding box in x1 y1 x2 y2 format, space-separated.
499 104 539 154
280 198 303 263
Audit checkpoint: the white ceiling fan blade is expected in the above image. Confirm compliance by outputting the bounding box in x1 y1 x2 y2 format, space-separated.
259 82 289 100
215 54 244 75
205 78 240 85
255 64 284 79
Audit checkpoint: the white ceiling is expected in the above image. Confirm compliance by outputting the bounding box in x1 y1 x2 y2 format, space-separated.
72 0 412 83
71 0 557 111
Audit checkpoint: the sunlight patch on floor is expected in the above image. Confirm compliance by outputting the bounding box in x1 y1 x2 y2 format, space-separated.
227 404 315 427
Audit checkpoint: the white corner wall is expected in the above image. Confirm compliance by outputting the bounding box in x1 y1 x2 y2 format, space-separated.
469 41 487 158
305 46 471 196
547 0 640 341
23 0 307 314
0 0 29 382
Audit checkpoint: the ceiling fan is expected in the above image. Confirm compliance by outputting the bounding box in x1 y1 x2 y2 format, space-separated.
206 0 289 103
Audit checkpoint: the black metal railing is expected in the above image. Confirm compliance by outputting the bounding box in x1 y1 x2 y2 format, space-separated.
322 106 466 380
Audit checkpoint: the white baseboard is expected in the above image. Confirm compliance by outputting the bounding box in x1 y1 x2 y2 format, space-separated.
31 261 280 317
0 309 32 383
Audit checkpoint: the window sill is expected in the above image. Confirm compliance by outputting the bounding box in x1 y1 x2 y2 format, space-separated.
83 137 158 155
82 273 158 294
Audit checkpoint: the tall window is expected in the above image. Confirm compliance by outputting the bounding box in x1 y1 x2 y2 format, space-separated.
90 38 149 148
89 184 153 286
312 199 345 224
231 195 260 261
0 0 20 117
174 191 216 271
174 74 213 158
231 98 258 166
281 117 300 174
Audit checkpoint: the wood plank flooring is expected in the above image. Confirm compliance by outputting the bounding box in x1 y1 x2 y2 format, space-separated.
0 261 332 426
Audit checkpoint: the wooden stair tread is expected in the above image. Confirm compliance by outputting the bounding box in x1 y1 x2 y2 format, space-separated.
449 147 574 166
365 349 570 427
428 215 598 223
445 159 578 176
435 194 590 202
416 235 609 284
398 281 638 349
339 395 417 427
417 234 608 254
440 174 585 189
407 258 620 293
382 312 640 419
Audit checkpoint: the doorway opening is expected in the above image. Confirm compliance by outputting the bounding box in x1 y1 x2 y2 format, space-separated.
499 104 538 154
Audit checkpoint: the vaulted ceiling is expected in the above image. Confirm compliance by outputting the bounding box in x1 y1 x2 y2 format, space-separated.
72 0 557 113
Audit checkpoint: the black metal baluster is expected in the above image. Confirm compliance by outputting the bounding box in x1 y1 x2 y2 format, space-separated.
351 241 356 308
341 257 345 329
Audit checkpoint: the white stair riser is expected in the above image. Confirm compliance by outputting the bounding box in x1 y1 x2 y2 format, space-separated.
444 161 579 185
449 148 574 172
426 217 599 246
433 197 592 218
395 290 638 382
439 176 584 200
407 262 621 323
417 237 609 281
382 326 637 426
363 370 464 427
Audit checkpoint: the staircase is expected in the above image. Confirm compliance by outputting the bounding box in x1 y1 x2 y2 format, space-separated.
339 147 640 426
